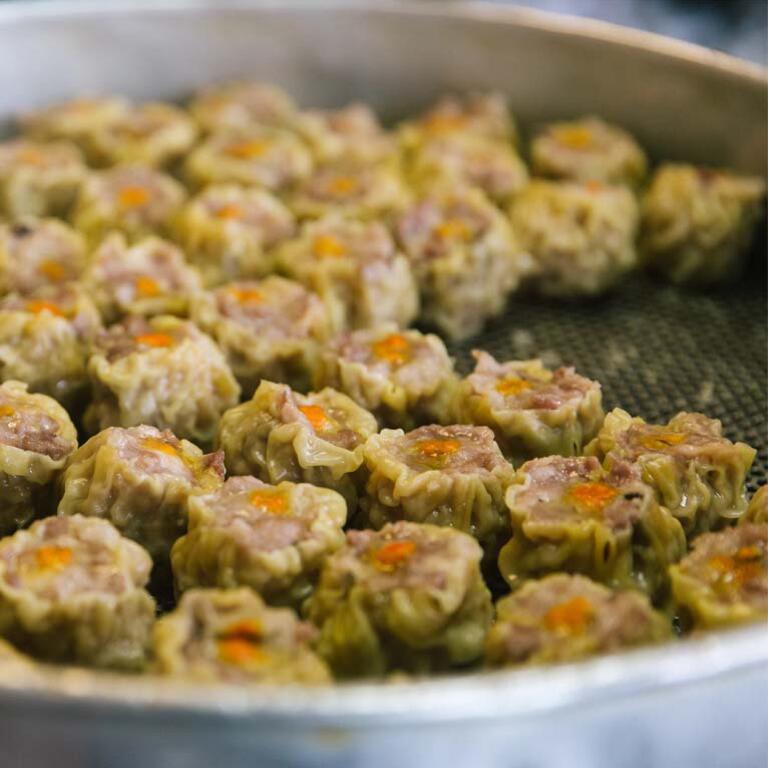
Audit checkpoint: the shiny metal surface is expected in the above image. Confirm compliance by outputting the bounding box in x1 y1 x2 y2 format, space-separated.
0 3 766 767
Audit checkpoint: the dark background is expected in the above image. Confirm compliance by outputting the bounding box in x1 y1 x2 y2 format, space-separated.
480 0 767 64
4 0 768 65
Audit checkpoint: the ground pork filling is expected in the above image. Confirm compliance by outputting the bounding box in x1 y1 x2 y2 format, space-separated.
4 221 85 291
110 426 200 481
214 279 321 339
0 397 72 460
676 525 768 608
198 188 295 246
0 517 145 601
511 456 650 535
277 388 367 450
392 425 507 474
341 522 480 593
467 352 598 412
94 316 190 362
189 479 314 552
335 330 443 383
488 574 665 665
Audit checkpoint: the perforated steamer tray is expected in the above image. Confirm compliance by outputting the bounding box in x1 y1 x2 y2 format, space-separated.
447 260 768 493
0 3 766 768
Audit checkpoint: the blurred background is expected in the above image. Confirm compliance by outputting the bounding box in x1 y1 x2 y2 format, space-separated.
487 0 767 64
1 0 766 66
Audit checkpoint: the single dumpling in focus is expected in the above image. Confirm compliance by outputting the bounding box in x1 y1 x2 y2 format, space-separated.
485 574 670 668
174 184 297 287
586 408 756 537
360 424 516 562
190 276 331 397
530 117 647 186
498 455 686 598
0 283 102 409
217 380 377 509
0 138 86 219
57 425 224 562
0 218 87 297
274 216 419 333
640 164 765 286
171 476 347 608
84 315 240 447
510 179 639 297
83 233 202 323
0 380 78 535
306 521 493 677
670 524 768 629
71 164 187 244
315 325 458 429
396 186 533 340
456 351 604 464
0 514 155 670
153 587 331 684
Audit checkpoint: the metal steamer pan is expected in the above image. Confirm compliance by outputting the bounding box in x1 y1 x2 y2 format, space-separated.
0 3 766 768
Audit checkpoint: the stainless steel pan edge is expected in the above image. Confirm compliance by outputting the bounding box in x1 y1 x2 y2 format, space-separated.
0 3 765 766
1 621 766 722
2 625 767 768
0 1 765 171
0 0 764 80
